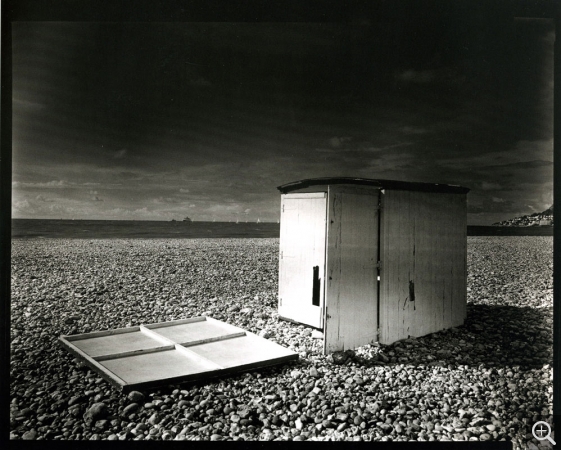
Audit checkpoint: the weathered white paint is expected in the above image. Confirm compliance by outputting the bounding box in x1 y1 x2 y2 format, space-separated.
278 193 327 328
277 180 468 353
379 190 467 344
324 186 379 353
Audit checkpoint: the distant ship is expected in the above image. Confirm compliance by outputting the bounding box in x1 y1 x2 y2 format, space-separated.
183 216 192 223
257 218 261 223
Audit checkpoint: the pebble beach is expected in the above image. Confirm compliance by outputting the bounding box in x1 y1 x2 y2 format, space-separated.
9 236 553 447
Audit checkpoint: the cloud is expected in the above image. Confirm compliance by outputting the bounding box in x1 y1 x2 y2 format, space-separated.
190 77 212 87
396 69 435 84
179 188 190 193
440 139 553 170
328 136 353 148
114 148 127 159
12 199 31 212
400 126 427 135
13 180 68 188
89 190 98 195
36 194 55 202
468 196 517 215
92 196 103 202
13 97 46 110
244 208 251 214
480 181 502 190
315 141 412 155
153 196 181 204
48 203 69 213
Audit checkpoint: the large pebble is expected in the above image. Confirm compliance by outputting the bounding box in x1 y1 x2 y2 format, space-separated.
83 403 108 424
127 391 145 403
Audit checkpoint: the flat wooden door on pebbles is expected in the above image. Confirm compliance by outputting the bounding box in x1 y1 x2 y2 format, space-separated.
278 187 380 353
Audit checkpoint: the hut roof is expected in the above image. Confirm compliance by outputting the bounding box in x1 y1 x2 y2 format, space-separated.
277 177 470 194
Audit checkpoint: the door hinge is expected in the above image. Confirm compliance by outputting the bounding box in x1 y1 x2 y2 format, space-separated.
279 297 282 306
280 251 283 259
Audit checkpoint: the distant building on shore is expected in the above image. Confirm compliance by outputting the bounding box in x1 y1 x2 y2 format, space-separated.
493 206 553 227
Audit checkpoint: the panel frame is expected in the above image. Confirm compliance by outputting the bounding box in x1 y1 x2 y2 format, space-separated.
59 316 298 392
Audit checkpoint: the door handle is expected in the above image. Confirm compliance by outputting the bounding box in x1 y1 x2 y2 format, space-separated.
312 266 320 306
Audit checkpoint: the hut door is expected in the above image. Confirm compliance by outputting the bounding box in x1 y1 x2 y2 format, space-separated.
279 193 327 329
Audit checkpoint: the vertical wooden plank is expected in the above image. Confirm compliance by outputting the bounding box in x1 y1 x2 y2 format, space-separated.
380 189 410 344
434 193 445 333
396 190 405 341
381 189 399 344
403 190 416 340
450 193 468 327
378 189 390 344
323 187 379 353
388 189 402 344
444 194 453 330
411 191 425 339
323 187 338 354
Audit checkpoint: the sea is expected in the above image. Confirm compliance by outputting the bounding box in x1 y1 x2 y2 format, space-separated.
10 219 554 239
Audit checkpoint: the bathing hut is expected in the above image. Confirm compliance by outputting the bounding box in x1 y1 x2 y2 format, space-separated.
277 177 470 354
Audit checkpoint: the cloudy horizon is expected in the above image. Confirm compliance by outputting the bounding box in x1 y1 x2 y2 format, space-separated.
12 10 553 225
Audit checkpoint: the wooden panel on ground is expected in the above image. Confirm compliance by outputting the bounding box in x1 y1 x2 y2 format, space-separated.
68 328 162 358
278 192 327 328
144 317 241 344
99 348 222 385
324 186 379 353
59 317 298 392
187 332 298 369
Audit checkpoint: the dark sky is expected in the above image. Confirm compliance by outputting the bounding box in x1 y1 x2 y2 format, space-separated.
11 5 553 224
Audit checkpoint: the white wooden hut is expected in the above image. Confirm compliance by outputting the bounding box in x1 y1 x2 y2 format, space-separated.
277 177 470 354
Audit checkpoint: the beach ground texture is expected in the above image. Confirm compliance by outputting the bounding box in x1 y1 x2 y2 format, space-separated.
9 237 553 447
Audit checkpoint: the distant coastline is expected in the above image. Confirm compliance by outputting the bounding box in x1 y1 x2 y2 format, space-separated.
11 219 553 239
11 219 280 239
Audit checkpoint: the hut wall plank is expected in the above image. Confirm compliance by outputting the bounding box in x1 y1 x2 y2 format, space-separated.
380 190 411 343
411 192 427 339
324 187 379 353
451 194 468 327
